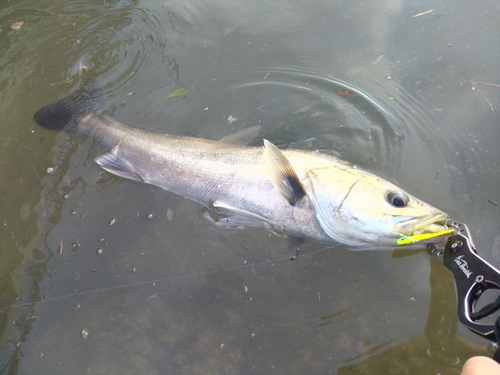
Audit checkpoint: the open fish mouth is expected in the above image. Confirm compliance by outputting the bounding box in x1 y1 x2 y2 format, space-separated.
394 212 450 236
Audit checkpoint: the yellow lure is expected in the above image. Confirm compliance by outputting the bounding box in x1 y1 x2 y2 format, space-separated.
397 229 455 246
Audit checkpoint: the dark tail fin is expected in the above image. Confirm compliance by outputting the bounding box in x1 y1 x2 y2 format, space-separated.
34 80 105 133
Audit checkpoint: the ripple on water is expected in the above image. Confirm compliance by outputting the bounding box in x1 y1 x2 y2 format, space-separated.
223 66 407 176
0 0 198 105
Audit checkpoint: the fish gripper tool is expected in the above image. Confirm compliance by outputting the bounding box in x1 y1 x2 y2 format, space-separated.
427 222 500 362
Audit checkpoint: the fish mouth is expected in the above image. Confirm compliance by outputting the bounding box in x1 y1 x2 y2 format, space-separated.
394 212 450 237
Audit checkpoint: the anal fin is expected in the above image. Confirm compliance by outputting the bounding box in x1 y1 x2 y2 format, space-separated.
95 147 144 182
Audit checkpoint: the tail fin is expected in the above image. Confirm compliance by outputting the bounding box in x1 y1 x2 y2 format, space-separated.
34 80 105 133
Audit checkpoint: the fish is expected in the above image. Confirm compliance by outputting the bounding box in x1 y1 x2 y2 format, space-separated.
33 81 451 249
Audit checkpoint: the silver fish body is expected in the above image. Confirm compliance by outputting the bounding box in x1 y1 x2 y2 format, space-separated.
34 82 450 248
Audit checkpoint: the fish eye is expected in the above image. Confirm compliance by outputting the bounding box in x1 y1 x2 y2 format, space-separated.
387 191 408 207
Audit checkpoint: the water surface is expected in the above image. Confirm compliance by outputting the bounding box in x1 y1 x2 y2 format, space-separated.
1 0 499 373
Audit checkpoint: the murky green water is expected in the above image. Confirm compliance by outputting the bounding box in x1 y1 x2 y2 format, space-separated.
1 0 499 373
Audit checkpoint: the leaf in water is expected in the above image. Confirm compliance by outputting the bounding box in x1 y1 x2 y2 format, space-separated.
166 88 188 98
336 89 357 99
10 21 24 30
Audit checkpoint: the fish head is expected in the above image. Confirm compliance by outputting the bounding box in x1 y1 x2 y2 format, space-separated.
307 167 450 247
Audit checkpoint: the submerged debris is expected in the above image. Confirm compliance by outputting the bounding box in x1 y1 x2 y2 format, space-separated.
167 88 188 98
336 89 357 99
58 238 63 256
79 329 89 339
371 55 384 65
289 249 300 260
10 21 24 30
412 10 433 18
486 198 498 206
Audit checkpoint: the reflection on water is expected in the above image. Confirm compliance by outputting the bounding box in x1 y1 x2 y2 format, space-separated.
1 0 499 373
337 258 490 374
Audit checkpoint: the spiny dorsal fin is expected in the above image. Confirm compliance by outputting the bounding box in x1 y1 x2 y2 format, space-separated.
263 139 305 206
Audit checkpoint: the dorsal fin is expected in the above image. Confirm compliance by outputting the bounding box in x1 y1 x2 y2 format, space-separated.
217 125 262 145
263 139 305 206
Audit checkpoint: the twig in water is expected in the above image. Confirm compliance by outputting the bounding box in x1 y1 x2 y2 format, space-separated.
478 81 500 88
413 10 433 18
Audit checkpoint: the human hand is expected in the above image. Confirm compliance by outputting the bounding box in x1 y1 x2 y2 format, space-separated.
461 356 500 375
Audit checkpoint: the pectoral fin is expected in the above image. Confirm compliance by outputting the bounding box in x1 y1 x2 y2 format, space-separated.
95 147 144 182
263 139 305 205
